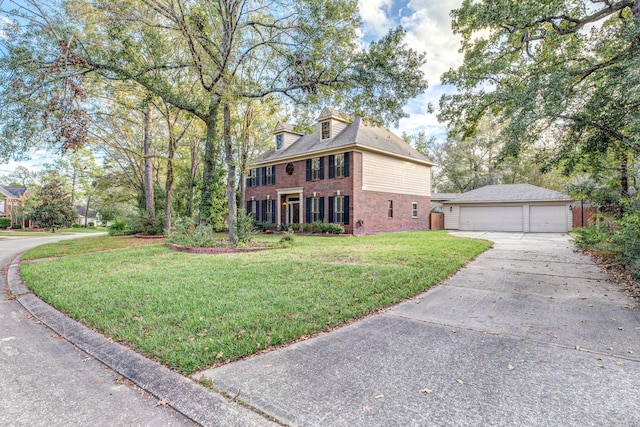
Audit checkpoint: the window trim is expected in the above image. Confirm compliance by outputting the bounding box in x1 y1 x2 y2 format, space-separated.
266 166 274 185
311 157 320 180
276 133 284 150
335 196 345 224
335 153 345 178
388 200 393 218
412 201 418 218
250 169 257 187
321 121 330 139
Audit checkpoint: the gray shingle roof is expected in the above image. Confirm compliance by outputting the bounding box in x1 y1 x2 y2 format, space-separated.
0 186 27 199
443 184 572 203
252 116 435 166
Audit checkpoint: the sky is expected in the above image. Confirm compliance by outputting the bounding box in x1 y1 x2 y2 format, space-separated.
358 0 464 139
1 0 463 177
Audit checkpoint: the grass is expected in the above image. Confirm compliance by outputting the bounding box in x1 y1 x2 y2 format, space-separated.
21 235 164 260
20 231 491 375
0 227 107 237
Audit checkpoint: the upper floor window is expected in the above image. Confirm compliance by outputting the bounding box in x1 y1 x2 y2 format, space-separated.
276 134 284 150
321 121 330 139
266 166 275 185
335 154 345 177
311 157 321 180
250 168 258 187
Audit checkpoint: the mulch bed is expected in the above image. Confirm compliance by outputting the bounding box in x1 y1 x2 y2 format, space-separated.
134 233 167 239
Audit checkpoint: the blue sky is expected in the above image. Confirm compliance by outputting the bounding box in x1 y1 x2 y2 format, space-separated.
1 0 463 176
358 0 463 139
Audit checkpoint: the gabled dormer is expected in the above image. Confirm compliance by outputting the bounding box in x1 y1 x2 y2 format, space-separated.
316 107 351 141
273 122 303 151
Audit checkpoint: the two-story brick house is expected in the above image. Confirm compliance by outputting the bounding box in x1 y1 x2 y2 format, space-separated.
0 185 32 228
244 107 435 235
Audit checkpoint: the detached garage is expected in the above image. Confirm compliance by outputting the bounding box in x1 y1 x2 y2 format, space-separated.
436 184 573 233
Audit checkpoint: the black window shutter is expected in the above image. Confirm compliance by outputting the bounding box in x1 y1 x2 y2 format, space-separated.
261 167 266 186
271 200 276 223
246 200 251 216
246 176 251 188
306 159 311 181
319 197 325 222
255 200 260 220
319 157 325 180
344 152 350 177
328 197 335 223
344 196 350 225
305 197 311 223
328 155 335 179
272 166 276 185
262 200 267 222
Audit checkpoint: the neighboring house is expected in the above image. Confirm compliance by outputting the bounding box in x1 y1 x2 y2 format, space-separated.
75 205 101 227
0 185 32 228
244 107 435 235
435 184 574 232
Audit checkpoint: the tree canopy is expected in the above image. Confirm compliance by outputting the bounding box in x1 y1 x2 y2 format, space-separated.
439 0 640 202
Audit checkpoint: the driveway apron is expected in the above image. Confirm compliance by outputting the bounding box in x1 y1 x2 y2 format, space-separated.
199 232 640 426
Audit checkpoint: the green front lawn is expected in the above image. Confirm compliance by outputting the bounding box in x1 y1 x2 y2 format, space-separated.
20 231 491 374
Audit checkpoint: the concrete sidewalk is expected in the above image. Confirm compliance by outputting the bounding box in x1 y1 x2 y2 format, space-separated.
198 232 640 426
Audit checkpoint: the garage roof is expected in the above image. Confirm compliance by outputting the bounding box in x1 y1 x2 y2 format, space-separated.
442 184 572 204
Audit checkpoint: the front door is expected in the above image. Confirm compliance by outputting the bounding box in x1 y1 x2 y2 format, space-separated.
286 197 300 224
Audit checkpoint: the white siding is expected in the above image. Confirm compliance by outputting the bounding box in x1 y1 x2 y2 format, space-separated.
362 151 431 196
444 205 460 229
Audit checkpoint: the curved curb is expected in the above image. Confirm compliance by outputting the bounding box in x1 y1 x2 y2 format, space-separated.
8 255 276 427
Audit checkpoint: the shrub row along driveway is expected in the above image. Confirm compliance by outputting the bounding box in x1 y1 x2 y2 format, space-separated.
200 232 640 426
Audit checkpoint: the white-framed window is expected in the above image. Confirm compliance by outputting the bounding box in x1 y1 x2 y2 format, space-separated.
412 202 418 218
250 168 257 186
266 199 273 220
311 157 320 180
388 200 393 218
321 121 330 139
250 200 258 218
335 153 345 177
335 196 345 224
311 197 321 222
276 134 283 150
266 166 274 185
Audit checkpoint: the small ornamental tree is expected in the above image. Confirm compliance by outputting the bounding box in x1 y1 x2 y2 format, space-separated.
31 180 77 232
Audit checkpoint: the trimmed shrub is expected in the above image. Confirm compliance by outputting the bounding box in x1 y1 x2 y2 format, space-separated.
108 219 132 236
0 218 11 229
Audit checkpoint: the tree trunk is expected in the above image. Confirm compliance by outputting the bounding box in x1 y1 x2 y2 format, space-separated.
200 98 220 224
143 102 155 214
186 137 199 218
164 133 177 231
224 102 237 244
84 195 92 228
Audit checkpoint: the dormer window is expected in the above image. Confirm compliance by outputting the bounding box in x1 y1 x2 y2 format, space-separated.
321 121 330 140
276 133 284 150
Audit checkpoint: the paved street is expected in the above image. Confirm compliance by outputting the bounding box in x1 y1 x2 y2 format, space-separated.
0 234 193 427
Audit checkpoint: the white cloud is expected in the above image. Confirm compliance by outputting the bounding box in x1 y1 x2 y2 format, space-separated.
402 0 464 85
358 0 394 37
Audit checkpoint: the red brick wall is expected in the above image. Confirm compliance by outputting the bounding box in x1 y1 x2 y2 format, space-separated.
245 150 431 235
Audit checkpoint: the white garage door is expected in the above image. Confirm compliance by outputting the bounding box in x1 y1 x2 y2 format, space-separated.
529 205 567 232
459 206 523 231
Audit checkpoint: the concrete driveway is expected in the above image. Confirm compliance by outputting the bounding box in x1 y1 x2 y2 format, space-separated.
199 232 640 426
